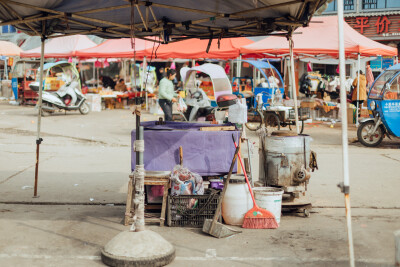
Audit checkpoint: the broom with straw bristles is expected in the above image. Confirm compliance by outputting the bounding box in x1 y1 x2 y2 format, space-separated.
232 135 279 229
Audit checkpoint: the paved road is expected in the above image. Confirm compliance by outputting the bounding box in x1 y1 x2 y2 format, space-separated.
0 102 399 266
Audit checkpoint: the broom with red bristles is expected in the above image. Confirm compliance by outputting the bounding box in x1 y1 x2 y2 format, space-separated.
232 135 279 229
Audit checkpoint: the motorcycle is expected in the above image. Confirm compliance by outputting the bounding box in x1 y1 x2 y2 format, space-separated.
30 80 90 115
357 65 400 147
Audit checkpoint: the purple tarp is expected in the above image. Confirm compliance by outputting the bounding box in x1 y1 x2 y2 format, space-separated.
131 121 239 176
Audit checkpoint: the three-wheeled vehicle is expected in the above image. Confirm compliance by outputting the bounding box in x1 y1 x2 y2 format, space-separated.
178 63 236 121
233 60 310 132
357 64 400 147
11 60 41 105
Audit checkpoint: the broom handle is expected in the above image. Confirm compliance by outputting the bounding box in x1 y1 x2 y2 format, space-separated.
233 138 256 205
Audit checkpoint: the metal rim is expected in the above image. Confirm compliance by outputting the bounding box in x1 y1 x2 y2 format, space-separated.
79 102 90 114
360 122 383 145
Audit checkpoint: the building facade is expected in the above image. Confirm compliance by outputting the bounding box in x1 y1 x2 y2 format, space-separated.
322 0 400 73
324 0 400 49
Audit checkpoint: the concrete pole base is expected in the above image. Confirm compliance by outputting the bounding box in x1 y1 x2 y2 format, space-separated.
101 230 175 267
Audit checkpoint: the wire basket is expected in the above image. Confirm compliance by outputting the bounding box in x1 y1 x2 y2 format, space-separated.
167 189 220 227
289 107 311 120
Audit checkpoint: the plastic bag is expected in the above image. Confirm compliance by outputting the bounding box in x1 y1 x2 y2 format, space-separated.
170 165 204 196
177 97 187 112
228 99 247 123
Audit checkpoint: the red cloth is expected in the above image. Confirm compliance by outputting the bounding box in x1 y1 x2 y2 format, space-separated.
141 37 253 60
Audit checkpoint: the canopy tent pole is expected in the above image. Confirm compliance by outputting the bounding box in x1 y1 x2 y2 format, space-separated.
356 53 361 126
337 1 355 266
4 58 8 79
34 36 45 197
192 59 195 67
142 56 148 110
92 61 95 86
133 59 136 89
289 35 299 134
238 54 242 77
96 59 99 88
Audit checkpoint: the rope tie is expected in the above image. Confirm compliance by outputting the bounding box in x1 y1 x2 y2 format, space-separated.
134 140 145 153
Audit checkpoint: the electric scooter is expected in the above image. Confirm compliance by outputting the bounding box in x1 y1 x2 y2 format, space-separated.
30 80 90 115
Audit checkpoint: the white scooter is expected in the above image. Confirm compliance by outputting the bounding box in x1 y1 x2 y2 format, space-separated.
30 80 90 115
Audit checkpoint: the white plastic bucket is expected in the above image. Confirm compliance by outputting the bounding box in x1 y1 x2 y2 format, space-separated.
253 187 284 223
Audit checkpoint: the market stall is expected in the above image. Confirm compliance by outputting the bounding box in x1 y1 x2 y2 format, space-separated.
0 41 23 99
0 0 331 266
240 16 398 125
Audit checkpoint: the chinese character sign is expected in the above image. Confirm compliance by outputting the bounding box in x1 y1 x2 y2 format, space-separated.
354 17 369 34
346 15 400 39
375 16 391 34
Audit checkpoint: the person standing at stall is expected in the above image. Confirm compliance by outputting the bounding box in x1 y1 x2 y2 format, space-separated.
351 70 367 116
158 69 178 121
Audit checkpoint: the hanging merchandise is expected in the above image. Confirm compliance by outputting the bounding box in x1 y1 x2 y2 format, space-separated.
103 59 110 68
68 57 73 63
170 62 176 70
307 61 312 72
94 60 102 68
225 62 230 74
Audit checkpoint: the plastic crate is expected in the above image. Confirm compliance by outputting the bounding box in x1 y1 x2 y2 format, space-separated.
167 189 220 227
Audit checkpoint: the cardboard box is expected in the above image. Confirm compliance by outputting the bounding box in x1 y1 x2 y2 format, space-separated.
347 108 356 124
301 101 317 109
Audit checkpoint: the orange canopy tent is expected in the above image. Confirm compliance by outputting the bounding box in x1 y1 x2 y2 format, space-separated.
142 37 253 60
20 35 97 58
0 41 22 56
240 16 397 58
75 38 155 58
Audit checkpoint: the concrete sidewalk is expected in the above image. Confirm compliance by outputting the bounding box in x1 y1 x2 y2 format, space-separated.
0 102 400 266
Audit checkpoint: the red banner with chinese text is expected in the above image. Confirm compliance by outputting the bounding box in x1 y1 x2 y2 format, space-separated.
345 15 400 40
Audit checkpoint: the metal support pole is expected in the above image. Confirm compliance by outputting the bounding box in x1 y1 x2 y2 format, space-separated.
192 59 195 68
34 37 45 197
97 64 99 89
238 54 242 77
337 1 355 266
289 36 300 134
356 53 361 126
131 125 145 232
4 58 8 79
142 57 148 110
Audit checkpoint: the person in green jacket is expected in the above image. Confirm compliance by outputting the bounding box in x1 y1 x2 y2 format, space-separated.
158 69 178 121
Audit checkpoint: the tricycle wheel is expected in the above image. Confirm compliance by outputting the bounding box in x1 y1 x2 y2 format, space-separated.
265 112 280 133
357 121 384 147
289 120 304 134
245 110 262 131
300 120 305 134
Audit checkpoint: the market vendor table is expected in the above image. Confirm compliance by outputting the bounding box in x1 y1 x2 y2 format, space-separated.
131 121 239 176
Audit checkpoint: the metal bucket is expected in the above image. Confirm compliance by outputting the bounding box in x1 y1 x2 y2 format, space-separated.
262 134 312 187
